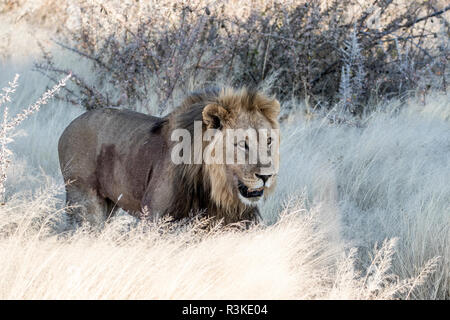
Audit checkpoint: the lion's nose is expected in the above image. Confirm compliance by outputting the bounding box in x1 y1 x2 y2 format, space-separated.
255 174 271 184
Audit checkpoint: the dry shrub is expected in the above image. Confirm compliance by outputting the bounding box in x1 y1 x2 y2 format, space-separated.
33 0 449 114
0 74 70 201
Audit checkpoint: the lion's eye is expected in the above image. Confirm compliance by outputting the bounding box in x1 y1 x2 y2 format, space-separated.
237 140 248 150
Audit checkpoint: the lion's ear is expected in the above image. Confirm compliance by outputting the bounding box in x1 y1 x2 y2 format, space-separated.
202 104 228 130
260 98 280 122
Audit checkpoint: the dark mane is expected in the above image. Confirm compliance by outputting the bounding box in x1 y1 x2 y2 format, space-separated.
166 88 220 220
171 86 221 135
149 118 168 134
150 87 221 136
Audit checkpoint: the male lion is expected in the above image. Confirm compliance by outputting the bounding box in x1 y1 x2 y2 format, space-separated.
58 87 280 226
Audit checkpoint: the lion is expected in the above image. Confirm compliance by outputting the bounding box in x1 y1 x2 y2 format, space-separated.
58 87 280 227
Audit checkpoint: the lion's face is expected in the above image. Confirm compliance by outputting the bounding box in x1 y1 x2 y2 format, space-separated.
201 89 280 209
223 111 279 206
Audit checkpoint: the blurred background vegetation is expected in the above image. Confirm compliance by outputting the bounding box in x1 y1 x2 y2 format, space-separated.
2 0 448 116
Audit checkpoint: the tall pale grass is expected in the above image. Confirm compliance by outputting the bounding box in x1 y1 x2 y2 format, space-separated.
263 92 450 299
0 185 436 299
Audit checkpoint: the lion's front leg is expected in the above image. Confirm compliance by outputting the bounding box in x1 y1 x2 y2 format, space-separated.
65 183 111 228
140 178 173 221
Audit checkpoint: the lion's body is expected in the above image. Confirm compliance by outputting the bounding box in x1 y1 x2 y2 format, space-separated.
58 88 280 226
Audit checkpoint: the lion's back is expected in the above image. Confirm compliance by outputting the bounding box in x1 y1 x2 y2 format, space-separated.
58 107 163 187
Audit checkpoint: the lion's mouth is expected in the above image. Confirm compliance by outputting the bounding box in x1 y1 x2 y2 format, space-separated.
238 180 264 198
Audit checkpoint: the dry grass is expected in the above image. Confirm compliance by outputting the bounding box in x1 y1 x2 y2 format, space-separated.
0 185 437 300
263 92 450 299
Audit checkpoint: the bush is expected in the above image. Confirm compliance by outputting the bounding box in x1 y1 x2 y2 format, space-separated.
35 0 449 114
